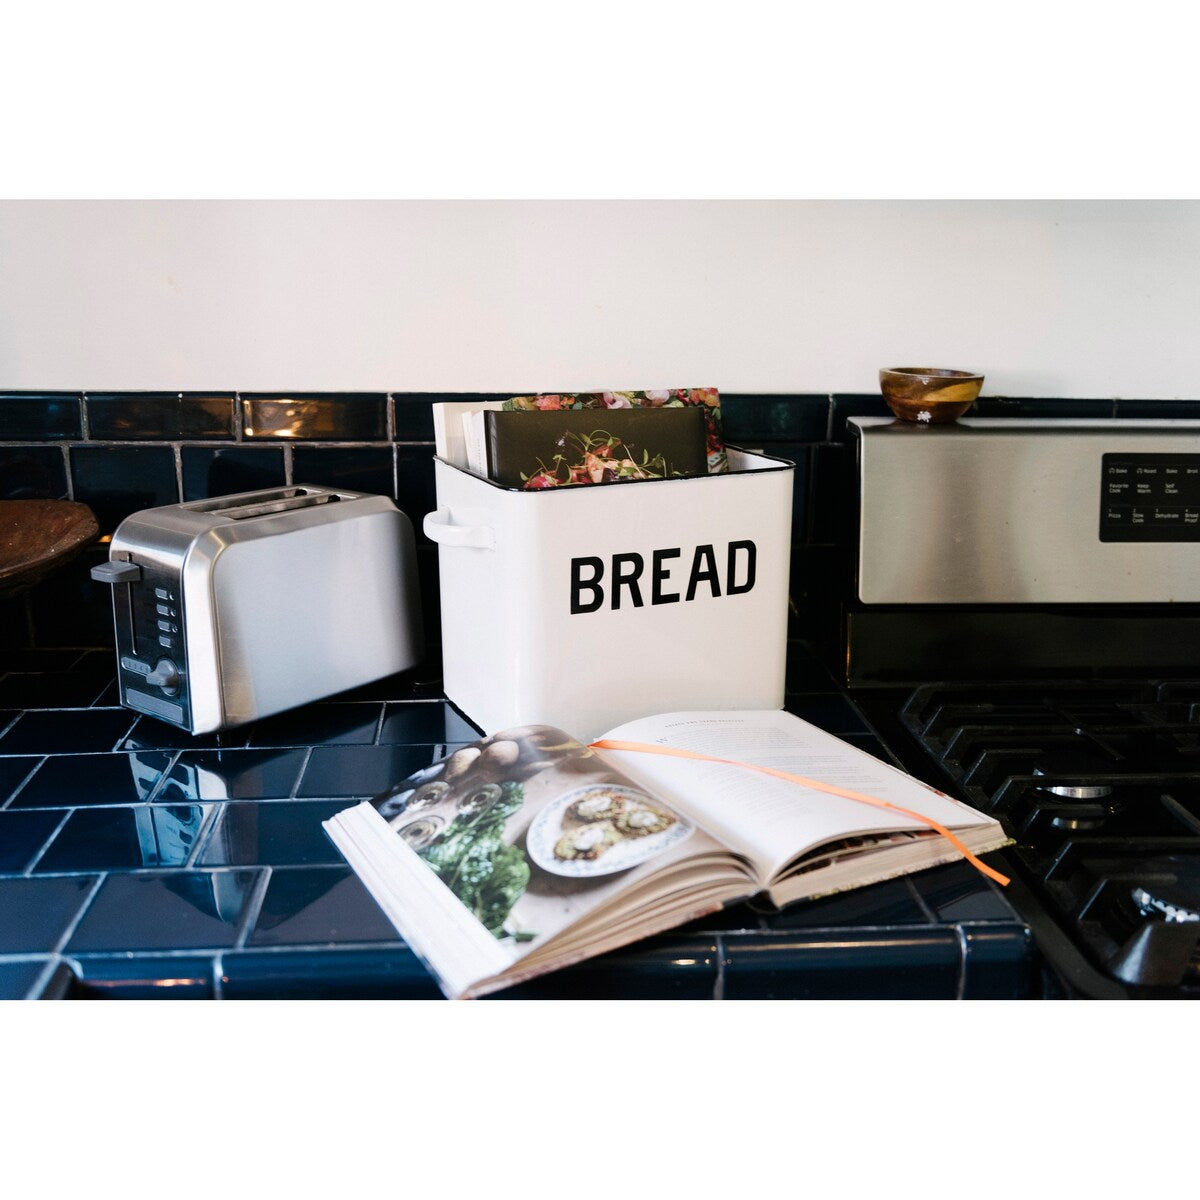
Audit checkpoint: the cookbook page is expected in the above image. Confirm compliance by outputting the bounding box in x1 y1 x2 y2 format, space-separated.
596 710 1001 881
328 724 744 995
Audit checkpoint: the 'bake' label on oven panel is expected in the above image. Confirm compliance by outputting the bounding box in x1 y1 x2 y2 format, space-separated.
1101 454 1200 542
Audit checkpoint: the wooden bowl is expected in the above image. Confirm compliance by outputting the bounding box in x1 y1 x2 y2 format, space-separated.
879 367 983 423
0 500 100 598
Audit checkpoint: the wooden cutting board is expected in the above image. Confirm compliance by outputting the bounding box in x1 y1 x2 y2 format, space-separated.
0 500 101 598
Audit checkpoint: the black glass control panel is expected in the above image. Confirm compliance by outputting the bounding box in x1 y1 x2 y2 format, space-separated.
1100 453 1200 542
114 563 190 729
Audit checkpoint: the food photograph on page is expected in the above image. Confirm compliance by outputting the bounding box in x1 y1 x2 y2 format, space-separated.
366 726 707 947
502 387 729 473
485 406 709 490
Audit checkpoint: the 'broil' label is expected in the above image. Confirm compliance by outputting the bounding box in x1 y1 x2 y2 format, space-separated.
570 541 757 614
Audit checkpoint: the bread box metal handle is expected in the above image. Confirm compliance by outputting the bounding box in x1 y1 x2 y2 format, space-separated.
423 508 496 550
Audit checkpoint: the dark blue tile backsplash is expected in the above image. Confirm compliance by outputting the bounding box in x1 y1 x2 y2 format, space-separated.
85 393 235 440
0 387 1190 658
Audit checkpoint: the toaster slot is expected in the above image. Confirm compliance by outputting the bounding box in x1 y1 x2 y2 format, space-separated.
189 488 301 513
189 487 344 521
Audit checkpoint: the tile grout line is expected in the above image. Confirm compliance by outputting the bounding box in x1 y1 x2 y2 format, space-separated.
183 805 221 868
232 866 273 951
26 955 67 1000
0 753 45 812
50 872 107 955
22 808 73 876
954 924 969 1000
290 746 315 798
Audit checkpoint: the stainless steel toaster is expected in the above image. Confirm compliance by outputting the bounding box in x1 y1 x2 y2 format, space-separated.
91 485 423 733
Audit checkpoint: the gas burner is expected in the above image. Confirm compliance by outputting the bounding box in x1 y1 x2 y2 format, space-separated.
1032 769 1114 801
1132 885 1200 924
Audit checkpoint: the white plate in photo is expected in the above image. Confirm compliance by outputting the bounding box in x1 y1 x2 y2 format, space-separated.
526 784 693 878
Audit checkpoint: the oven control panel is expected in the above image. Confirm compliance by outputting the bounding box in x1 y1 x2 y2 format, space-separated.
1100 454 1200 541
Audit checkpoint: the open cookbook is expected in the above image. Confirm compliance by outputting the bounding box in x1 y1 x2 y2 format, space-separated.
323 709 1010 999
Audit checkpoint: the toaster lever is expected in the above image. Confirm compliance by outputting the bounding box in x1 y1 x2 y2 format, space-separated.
145 659 181 695
91 560 142 584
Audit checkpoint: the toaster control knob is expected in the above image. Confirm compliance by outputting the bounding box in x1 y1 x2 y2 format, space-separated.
91 560 142 584
145 658 181 696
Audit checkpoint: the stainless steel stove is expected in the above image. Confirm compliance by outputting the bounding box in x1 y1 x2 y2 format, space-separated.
845 417 1200 999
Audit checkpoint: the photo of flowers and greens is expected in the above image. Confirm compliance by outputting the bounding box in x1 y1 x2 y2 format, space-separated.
503 387 728 474
519 425 682 489
370 726 715 949
484 404 710 490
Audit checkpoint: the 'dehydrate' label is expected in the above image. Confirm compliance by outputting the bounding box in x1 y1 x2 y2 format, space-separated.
570 540 757 614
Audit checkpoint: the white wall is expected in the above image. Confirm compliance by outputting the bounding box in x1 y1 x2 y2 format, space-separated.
1 199 1198 397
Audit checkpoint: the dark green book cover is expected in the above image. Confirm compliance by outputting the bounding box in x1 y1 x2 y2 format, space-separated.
484 407 708 490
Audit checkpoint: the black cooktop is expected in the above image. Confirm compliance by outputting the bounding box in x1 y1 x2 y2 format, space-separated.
859 679 1200 998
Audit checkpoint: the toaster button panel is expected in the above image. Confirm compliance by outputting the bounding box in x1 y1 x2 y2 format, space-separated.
115 564 190 731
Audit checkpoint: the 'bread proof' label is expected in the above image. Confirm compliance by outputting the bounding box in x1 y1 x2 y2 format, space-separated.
570 541 757 614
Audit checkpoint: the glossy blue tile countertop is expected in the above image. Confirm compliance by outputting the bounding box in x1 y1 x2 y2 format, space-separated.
0 644 1035 999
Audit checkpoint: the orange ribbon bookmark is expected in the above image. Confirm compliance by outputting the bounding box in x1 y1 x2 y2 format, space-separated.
588 738 1010 887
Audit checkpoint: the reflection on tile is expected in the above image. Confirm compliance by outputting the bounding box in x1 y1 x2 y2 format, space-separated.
200 800 347 867
245 703 381 748
181 446 287 501
961 927 1035 999
69 445 179 533
247 867 401 946
0 392 83 440
297 744 433 798
0 876 96 952
0 755 41 804
70 954 215 999
378 702 479 745
121 716 242 753
66 870 260 952
0 446 68 500
0 709 135 755
241 393 387 441
85 393 234 439
34 805 208 872
721 929 959 999
292 446 393 496
500 939 720 1000
221 946 441 999
11 752 170 808
914 860 1015 922
325 666 446 703
0 809 64 872
158 747 309 801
